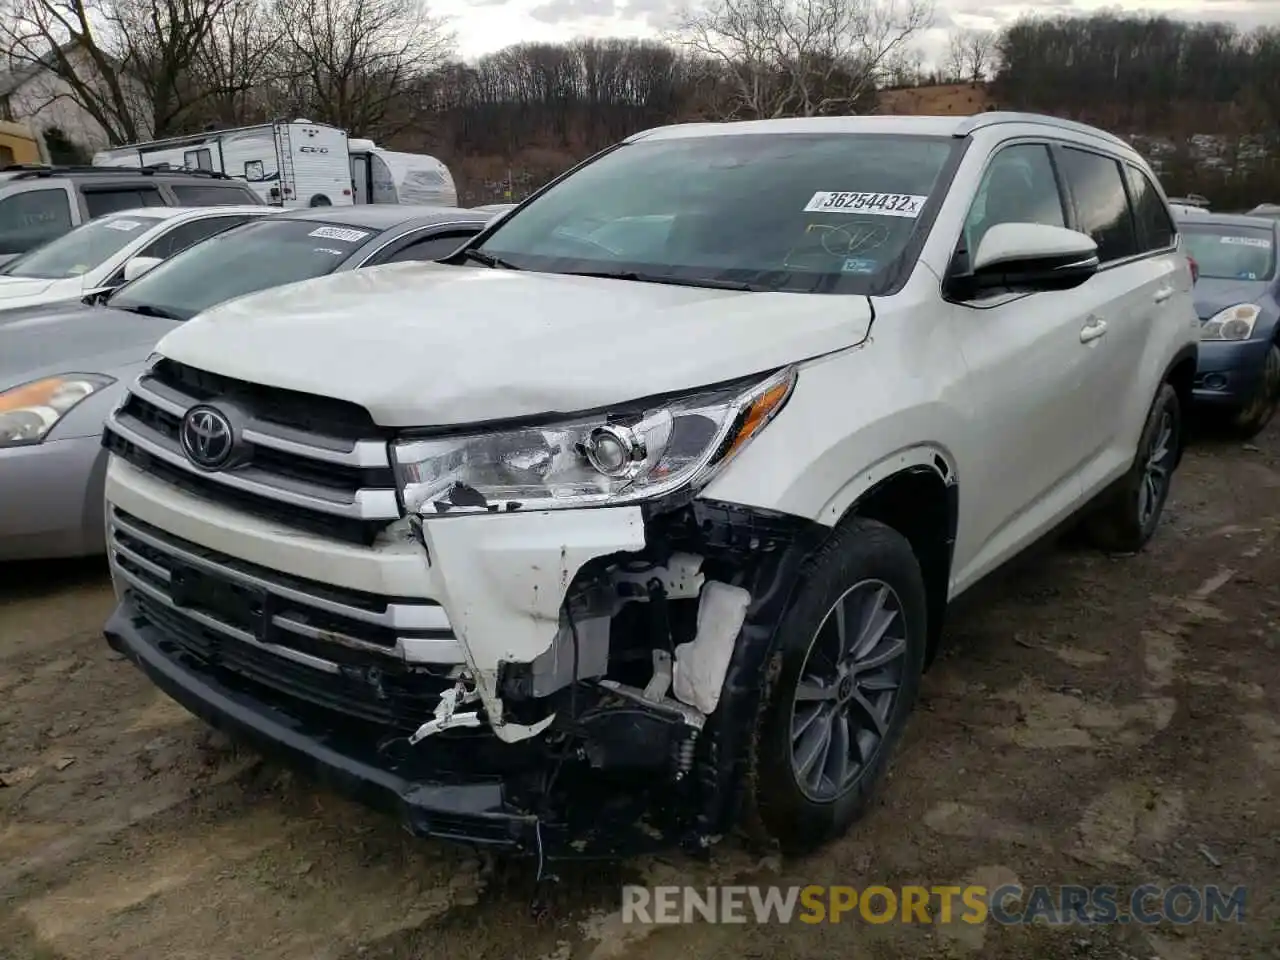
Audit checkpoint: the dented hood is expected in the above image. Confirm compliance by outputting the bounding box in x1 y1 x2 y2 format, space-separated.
155 262 872 426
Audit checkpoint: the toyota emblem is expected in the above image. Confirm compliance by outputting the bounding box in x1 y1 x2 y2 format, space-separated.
179 405 235 469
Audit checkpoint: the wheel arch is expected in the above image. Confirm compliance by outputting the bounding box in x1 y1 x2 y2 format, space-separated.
827 448 959 668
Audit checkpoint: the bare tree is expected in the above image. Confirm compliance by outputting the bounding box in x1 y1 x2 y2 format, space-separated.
670 0 933 119
271 0 454 136
192 0 281 125
0 0 229 143
943 29 965 84
961 27 993 83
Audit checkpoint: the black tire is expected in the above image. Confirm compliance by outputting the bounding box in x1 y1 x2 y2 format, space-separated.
749 517 928 855
1225 341 1280 440
1084 382 1181 553
309 194 332 207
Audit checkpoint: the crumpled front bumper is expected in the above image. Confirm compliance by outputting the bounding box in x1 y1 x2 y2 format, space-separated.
104 596 545 848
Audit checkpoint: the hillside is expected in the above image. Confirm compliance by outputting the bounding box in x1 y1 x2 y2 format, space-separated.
876 82 997 116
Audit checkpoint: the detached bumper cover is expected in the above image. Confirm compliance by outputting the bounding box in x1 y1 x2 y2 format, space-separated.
104 597 539 848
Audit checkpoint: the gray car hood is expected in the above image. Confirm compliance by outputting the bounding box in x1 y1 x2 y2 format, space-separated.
1192 277 1271 320
0 301 180 390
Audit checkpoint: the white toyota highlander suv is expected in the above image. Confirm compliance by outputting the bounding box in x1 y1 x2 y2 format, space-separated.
100 112 1199 859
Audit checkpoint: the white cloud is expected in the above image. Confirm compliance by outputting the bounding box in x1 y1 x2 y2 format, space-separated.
435 0 1280 60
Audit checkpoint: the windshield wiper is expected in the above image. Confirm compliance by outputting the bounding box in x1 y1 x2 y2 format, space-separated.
460 248 520 270
564 270 759 292
116 303 185 321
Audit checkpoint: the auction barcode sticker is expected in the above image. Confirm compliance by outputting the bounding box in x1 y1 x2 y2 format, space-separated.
105 219 144 231
804 192 928 217
308 226 370 243
1220 235 1272 248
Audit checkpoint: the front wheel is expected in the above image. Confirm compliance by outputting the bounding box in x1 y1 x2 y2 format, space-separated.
1226 341 1280 440
1084 382 1181 553
750 518 928 855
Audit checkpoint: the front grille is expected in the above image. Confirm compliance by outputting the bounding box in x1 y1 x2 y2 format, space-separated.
102 359 400 546
108 507 464 732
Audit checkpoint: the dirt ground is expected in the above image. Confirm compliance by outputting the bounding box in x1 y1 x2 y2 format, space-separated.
2 420 1278 960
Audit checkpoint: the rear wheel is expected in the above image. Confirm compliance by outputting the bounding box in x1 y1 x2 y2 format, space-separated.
1084 382 1181 553
1226 341 1280 440
309 194 332 207
749 518 927 855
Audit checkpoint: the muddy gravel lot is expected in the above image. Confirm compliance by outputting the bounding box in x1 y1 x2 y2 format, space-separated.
2 422 1278 960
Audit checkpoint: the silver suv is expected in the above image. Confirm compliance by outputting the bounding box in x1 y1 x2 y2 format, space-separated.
0 164 263 265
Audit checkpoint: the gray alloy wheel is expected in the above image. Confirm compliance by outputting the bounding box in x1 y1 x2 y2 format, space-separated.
789 579 909 802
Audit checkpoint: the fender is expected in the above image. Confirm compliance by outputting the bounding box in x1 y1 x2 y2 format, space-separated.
819 442 959 525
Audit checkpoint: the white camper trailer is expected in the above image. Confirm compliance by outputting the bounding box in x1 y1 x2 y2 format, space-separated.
347 138 457 207
93 122 457 209
93 121 354 208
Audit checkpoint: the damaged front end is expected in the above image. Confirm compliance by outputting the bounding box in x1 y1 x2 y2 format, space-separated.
409 497 826 858
102 366 826 860
383 367 826 855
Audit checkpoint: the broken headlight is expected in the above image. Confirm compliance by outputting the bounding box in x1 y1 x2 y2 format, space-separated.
394 367 796 515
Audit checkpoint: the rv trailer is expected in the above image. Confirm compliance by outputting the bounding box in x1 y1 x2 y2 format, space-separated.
92 121 457 209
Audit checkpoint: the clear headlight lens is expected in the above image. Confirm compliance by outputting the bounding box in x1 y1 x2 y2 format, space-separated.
0 374 116 447
1202 304 1260 340
394 368 796 515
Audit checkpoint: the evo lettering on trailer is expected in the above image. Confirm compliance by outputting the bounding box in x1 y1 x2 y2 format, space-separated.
804 192 927 218
299 146 330 153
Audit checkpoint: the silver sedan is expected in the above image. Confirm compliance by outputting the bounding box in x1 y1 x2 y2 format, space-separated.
0 204 494 561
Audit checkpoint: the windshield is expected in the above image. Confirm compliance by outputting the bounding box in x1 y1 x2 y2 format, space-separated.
1 213 165 279
108 218 374 321
1182 224 1276 281
476 133 958 293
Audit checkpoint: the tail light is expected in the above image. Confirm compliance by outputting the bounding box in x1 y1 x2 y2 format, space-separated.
1188 255 1199 282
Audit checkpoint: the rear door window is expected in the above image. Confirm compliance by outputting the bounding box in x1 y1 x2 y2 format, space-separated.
0 188 74 254
82 186 166 217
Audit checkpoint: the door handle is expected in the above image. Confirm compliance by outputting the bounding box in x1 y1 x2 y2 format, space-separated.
1153 286 1175 303
1080 316 1108 343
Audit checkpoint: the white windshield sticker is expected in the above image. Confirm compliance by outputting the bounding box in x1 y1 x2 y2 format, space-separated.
308 226 370 243
105 219 144 232
1220 235 1272 248
804 192 928 217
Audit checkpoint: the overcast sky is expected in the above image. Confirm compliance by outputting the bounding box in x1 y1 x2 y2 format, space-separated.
431 0 1280 64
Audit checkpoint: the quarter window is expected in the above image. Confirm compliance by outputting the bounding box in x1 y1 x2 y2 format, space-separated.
1125 166 1176 252
1058 148 1139 262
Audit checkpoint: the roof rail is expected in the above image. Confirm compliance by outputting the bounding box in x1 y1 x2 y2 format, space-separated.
6 163 234 181
953 112 1132 150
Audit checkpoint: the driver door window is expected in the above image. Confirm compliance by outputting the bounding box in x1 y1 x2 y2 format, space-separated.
963 144 1066 261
